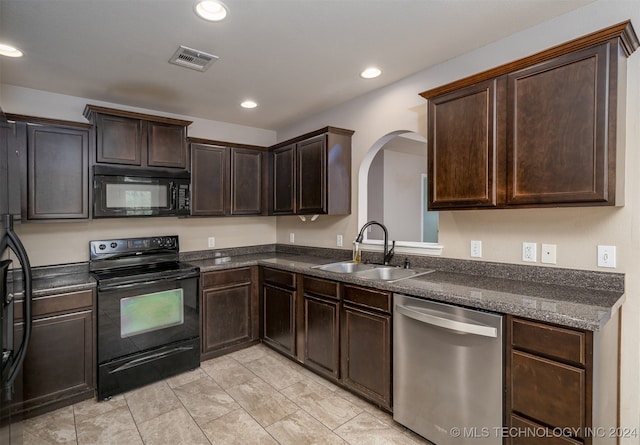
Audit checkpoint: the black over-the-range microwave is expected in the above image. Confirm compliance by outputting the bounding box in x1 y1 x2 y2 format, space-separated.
93 165 190 218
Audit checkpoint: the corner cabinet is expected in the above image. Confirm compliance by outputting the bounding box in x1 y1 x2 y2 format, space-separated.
200 267 259 360
261 268 298 358
270 127 353 215
83 105 191 169
422 21 639 210
190 139 266 216
6 115 91 220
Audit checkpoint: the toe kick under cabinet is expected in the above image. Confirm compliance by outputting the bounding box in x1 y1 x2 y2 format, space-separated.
506 315 620 445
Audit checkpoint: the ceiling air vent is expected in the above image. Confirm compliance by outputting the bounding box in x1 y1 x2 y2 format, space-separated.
169 46 218 72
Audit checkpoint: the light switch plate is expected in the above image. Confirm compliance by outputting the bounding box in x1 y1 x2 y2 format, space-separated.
597 245 616 268
208 237 215 248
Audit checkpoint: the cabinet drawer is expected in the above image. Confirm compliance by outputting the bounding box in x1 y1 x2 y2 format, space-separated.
509 414 583 445
512 317 587 365
202 268 251 289
262 268 296 289
343 285 391 313
303 276 339 300
511 350 586 435
16 289 94 321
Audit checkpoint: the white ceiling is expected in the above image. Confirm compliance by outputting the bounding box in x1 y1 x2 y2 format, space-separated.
0 0 594 131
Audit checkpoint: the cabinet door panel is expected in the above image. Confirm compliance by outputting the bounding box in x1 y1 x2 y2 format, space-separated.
428 79 501 209
95 114 142 165
191 144 228 215
263 284 295 356
27 125 89 219
304 294 339 378
15 311 93 413
231 148 262 215
511 350 586 436
202 285 251 354
147 121 186 169
341 304 391 409
507 44 610 205
272 144 295 214
297 135 327 214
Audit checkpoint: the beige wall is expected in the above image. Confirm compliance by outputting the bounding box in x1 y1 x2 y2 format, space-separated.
274 0 640 438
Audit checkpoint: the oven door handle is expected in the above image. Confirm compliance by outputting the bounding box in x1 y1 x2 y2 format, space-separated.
109 345 195 374
98 273 197 292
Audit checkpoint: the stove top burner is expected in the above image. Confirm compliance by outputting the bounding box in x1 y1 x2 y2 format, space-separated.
89 235 199 288
92 261 199 284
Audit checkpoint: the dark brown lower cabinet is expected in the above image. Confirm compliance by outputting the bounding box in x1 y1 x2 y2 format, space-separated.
506 315 619 445
200 267 259 360
302 276 340 379
341 285 391 411
14 289 95 418
261 268 297 358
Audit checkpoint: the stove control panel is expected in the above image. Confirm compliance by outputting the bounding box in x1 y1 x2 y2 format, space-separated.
90 235 179 258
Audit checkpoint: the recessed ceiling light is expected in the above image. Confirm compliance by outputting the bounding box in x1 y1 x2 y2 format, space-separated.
241 100 258 109
360 67 382 79
194 0 228 22
0 43 23 58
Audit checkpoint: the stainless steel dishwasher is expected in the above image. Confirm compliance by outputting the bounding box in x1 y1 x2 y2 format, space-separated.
393 294 503 445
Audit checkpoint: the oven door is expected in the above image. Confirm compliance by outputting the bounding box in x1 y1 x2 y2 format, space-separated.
97 275 199 364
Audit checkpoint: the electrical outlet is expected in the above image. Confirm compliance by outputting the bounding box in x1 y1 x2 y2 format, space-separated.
337 235 343 247
208 237 215 248
522 242 537 262
541 244 557 264
597 245 616 268
470 240 482 258
289 232 295 243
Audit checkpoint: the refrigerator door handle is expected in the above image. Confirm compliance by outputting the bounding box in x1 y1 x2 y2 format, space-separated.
4 215 32 387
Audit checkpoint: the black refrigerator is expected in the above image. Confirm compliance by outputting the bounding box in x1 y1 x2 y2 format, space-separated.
0 108 32 445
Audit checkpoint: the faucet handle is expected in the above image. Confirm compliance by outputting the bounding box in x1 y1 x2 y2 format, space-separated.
384 240 395 265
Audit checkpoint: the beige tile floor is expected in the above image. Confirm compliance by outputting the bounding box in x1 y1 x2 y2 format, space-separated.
23 344 432 445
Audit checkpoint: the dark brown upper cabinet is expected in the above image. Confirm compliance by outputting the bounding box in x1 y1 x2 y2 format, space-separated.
190 139 266 216
6 115 91 220
421 21 639 210
427 79 504 209
270 127 353 215
83 105 191 170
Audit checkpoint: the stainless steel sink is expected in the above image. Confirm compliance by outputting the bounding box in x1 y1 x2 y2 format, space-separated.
312 261 434 283
353 266 434 282
312 261 377 274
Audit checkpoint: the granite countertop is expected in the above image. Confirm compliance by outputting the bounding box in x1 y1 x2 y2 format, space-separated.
21 246 624 331
22 263 96 297
188 252 623 331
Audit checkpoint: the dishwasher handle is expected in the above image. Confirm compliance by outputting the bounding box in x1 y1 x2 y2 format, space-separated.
396 304 497 338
